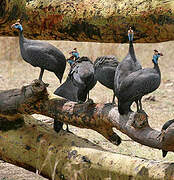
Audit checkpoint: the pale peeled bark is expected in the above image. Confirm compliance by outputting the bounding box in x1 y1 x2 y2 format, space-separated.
0 115 174 180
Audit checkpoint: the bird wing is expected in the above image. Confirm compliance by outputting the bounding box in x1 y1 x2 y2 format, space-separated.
94 56 119 68
119 69 160 101
24 43 65 70
24 45 53 68
69 60 96 94
95 65 115 89
55 57 96 102
70 63 88 89
115 52 142 94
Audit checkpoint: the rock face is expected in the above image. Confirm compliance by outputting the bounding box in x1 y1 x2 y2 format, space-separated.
0 0 174 43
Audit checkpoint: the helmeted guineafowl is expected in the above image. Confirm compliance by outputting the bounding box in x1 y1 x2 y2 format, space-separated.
117 51 163 115
94 55 119 104
54 56 97 133
11 20 66 82
54 56 97 102
114 33 142 98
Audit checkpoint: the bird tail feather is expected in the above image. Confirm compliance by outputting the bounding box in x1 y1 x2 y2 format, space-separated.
54 77 78 102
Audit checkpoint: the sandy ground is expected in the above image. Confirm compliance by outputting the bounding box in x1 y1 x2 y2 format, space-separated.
0 40 174 179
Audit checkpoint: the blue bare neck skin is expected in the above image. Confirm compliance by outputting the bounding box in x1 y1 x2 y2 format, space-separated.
18 25 24 41
152 54 160 69
152 59 160 75
19 25 23 32
19 30 24 44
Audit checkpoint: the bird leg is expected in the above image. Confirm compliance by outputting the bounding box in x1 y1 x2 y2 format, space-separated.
162 150 168 158
39 68 44 81
53 118 63 133
136 98 145 113
65 124 72 133
112 94 115 104
139 98 143 111
87 92 89 100
66 124 69 132
138 99 148 116
135 100 140 112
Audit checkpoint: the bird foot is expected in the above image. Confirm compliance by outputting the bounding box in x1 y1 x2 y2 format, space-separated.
44 83 49 87
77 100 84 104
109 133 122 146
32 79 49 87
86 98 94 105
132 111 149 129
66 129 73 134
31 79 49 93
112 102 116 105
53 119 63 133
65 125 73 134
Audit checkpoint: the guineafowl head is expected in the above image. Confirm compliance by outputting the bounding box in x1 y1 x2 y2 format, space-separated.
11 20 23 32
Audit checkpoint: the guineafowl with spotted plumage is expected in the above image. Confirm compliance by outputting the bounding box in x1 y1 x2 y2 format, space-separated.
114 35 142 98
54 56 97 133
117 51 163 115
11 20 66 82
54 56 97 102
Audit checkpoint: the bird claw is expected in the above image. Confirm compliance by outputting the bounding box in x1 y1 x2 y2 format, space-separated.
32 79 49 88
77 100 84 104
65 124 73 134
132 111 148 129
53 119 63 133
109 133 122 146
86 98 94 105
112 101 116 105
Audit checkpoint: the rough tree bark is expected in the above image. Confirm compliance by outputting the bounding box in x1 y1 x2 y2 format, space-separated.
0 0 174 43
0 80 174 179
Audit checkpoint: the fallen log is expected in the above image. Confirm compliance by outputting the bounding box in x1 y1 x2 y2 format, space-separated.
1 79 173 152
1 115 174 180
0 0 174 43
0 80 174 179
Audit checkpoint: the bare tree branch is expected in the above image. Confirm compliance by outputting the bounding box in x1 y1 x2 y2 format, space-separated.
0 115 174 179
0 80 173 153
0 80 174 179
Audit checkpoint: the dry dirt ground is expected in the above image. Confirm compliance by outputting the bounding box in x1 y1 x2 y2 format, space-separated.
0 38 174 179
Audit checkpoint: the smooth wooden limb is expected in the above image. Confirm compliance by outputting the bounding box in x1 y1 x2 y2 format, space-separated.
0 115 174 179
